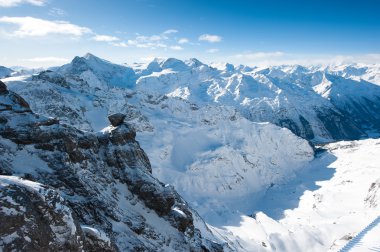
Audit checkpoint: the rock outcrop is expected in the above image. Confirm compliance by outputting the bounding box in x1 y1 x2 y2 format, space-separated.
108 113 127 127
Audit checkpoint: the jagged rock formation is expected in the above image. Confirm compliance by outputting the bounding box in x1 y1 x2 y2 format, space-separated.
0 80 225 251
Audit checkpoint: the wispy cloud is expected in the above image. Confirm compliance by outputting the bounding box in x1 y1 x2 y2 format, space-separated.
170 45 183 51
117 29 180 49
22 56 69 62
18 56 69 67
178 38 189 44
0 0 46 7
0 16 91 37
110 41 128 48
0 16 184 51
207 48 219 53
162 29 178 35
92 34 119 42
199 34 222 43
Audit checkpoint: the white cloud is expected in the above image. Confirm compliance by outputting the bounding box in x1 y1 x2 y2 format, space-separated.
178 38 189 44
22 56 68 62
207 48 219 53
163 29 178 35
110 41 128 48
119 29 179 49
21 57 69 63
92 34 119 42
0 0 46 7
198 34 222 43
0 16 92 37
170 45 183 51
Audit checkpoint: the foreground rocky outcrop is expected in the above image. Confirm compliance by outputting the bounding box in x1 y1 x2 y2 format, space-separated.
0 80 225 251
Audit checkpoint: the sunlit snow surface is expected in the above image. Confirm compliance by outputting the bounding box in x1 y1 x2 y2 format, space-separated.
209 139 380 252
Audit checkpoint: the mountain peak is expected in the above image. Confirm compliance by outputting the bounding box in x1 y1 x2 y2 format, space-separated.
186 58 204 67
83 53 102 61
160 58 188 71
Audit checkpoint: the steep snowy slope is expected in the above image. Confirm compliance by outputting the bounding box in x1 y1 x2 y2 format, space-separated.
134 98 314 218
313 74 380 135
0 81 226 251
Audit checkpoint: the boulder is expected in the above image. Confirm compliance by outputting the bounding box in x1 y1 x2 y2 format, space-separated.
108 113 126 127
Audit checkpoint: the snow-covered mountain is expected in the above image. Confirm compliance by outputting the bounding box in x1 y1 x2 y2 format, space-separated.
5 54 379 143
2 54 316 215
0 66 14 78
1 54 380 251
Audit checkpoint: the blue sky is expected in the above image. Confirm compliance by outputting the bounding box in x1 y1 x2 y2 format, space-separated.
0 0 379 67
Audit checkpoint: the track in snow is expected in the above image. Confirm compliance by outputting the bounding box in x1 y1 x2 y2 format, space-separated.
338 216 380 252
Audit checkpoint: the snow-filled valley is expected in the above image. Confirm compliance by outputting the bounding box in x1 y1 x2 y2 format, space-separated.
1 54 380 251
211 139 380 251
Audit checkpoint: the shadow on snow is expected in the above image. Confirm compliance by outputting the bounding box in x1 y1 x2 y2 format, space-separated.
250 150 337 220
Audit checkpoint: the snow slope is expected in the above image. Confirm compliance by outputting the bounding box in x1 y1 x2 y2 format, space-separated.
209 138 380 251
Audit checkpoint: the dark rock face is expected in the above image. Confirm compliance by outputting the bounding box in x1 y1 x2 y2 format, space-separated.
316 109 363 141
0 81 31 113
267 107 364 143
0 177 86 252
108 113 127 127
32 70 70 88
365 180 380 208
299 115 315 140
0 84 223 251
0 80 7 93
